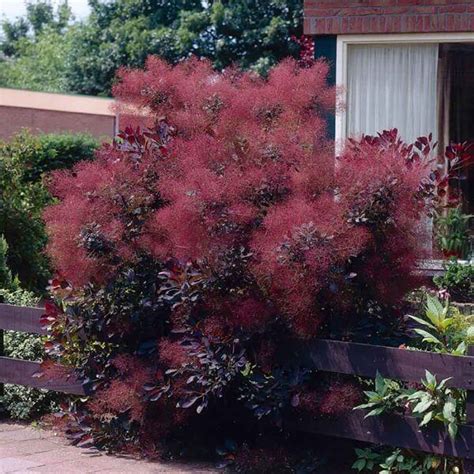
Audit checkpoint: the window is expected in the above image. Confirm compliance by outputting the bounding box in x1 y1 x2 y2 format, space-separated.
337 33 474 218
346 44 438 144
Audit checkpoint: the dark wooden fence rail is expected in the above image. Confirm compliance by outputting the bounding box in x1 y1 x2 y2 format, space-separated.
0 304 472 466
0 304 84 395
290 339 474 464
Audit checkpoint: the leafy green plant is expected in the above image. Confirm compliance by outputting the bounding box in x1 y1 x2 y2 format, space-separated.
408 295 473 355
0 235 15 290
352 447 462 473
434 260 474 303
403 371 464 440
356 370 465 441
0 130 98 291
354 372 403 418
435 207 472 259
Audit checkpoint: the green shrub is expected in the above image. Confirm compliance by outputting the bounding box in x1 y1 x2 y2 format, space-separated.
433 259 474 303
352 446 462 473
0 286 60 420
0 130 98 291
0 235 14 290
435 208 472 259
7 131 99 182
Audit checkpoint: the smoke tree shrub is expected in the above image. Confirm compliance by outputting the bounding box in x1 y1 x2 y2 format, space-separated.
43 57 437 458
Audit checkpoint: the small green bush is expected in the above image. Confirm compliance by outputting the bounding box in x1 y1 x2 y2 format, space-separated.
433 260 474 303
0 287 60 420
0 130 98 291
0 235 14 290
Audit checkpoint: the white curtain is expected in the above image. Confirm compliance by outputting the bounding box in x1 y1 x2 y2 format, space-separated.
347 44 439 144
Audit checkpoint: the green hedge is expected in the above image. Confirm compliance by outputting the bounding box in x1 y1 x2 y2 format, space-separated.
0 130 98 291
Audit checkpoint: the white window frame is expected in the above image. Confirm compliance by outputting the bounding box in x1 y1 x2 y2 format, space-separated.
335 32 474 152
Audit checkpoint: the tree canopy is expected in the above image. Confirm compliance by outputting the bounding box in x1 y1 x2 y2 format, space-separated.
0 0 303 96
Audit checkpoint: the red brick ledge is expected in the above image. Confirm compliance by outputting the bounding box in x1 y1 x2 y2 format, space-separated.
304 1 474 35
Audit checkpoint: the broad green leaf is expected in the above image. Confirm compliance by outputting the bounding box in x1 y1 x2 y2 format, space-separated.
413 329 442 345
374 372 385 393
365 407 385 418
425 294 445 325
413 398 434 414
424 370 437 386
420 411 433 426
353 402 376 411
443 398 456 422
408 315 437 330
351 459 366 471
453 341 466 355
437 377 452 390
448 422 458 440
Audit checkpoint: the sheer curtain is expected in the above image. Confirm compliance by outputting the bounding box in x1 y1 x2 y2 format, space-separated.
347 44 439 144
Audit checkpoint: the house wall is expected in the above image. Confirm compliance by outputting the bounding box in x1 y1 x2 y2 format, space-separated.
304 1 474 36
0 88 116 140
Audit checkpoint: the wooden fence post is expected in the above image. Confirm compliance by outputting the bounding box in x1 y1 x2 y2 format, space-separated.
464 345 474 474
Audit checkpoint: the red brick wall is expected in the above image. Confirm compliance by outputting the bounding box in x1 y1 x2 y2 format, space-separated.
0 106 116 140
304 1 474 35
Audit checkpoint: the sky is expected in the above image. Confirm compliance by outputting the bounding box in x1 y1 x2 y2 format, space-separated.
0 0 91 21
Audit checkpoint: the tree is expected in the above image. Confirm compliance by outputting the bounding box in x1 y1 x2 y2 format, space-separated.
64 0 207 96
1 0 304 96
209 0 302 74
0 28 73 92
0 1 73 91
0 1 71 58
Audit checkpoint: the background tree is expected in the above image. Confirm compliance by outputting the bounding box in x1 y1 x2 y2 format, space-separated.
0 131 98 291
0 0 304 96
0 1 73 92
0 1 71 58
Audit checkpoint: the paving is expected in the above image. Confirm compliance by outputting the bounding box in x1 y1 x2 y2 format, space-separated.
0 421 215 473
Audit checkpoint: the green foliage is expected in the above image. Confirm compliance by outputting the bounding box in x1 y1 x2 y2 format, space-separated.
25 0 71 36
352 447 462 473
0 17 29 57
0 1 71 57
435 207 472 259
0 130 98 291
208 0 302 75
433 260 474 303
5 130 99 182
0 1 73 91
404 371 464 440
355 370 466 441
408 295 473 355
354 372 403 418
0 28 73 93
0 235 14 290
64 0 204 95
1 0 303 96
0 287 60 420
356 296 470 441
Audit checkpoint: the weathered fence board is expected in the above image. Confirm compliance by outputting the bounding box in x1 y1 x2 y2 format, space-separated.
0 357 84 395
0 304 45 335
303 339 474 389
288 411 474 460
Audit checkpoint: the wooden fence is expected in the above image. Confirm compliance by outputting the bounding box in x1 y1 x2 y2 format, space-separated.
0 304 84 395
0 303 472 469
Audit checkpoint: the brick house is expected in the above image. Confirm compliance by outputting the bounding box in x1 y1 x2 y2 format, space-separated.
0 87 117 140
305 0 474 216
